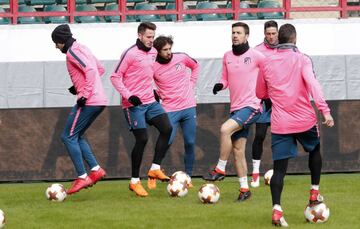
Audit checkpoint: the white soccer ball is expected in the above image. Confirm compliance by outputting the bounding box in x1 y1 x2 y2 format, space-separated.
304 203 330 223
198 183 220 204
264 169 274 185
0 209 5 228
45 183 67 202
167 180 188 197
170 171 191 187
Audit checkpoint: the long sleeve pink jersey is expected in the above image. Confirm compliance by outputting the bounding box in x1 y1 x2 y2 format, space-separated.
255 42 276 57
153 53 199 112
256 45 331 134
110 44 157 108
66 42 108 106
220 48 264 112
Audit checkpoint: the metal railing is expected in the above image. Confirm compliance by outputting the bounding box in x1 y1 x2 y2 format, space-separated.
0 0 360 24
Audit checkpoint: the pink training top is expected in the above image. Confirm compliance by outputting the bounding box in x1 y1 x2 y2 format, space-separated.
153 53 199 112
255 42 276 57
219 48 264 112
256 45 331 134
66 42 108 106
110 44 157 109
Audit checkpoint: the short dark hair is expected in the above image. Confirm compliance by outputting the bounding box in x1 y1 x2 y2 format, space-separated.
138 22 157 34
278 23 296 44
232 22 249 35
153 36 174 52
264 20 278 30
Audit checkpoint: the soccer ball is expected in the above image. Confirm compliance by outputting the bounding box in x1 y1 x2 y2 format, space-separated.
264 169 273 185
170 171 191 187
198 183 220 204
304 203 330 223
0 209 5 228
167 180 188 197
45 183 67 202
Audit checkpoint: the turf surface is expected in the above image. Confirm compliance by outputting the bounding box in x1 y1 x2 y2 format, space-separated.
0 173 358 228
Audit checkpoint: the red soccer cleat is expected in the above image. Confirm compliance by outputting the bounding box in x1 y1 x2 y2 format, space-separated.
67 176 93 195
272 209 289 227
89 168 106 184
309 189 324 206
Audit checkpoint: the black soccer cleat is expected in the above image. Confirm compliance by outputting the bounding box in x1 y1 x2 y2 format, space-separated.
236 189 251 202
202 168 226 181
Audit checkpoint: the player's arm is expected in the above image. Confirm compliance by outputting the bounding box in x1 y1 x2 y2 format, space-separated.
213 55 228 95
302 56 334 127
183 54 199 88
110 52 132 100
256 61 269 99
95 56 105 77
68 49 96 100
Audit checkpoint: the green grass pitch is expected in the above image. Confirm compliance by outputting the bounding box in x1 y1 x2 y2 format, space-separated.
0 173 359 228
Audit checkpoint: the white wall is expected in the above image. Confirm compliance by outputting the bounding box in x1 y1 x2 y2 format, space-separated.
1 18 360 62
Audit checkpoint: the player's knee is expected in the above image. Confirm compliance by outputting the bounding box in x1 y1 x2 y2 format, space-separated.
255 131 266 142
60 132 74 144
220 124 232 136
135 135 148 146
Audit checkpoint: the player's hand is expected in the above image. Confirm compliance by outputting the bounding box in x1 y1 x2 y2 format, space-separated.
154 90 160 102
322 113 334 127
262 99 272 111
76 97 87 107
128 95 142 106
212 83 223 95
68 86 77 95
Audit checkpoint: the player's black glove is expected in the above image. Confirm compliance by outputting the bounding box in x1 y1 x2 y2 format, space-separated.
68 85 77 95
154 90 160 102
262 98 272 111
212 83 223 95
128 95 142 106
77 97 87 107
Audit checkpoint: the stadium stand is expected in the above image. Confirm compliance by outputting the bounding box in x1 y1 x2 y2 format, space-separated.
133 2 163 22
17 5 43 24
25 0 56 6
75 4 103 23
104 3 136 22
257 0 284 19
195 1 226 21
226 1 258 20
44 4 68 23
165 2 193 21
0 7 9 24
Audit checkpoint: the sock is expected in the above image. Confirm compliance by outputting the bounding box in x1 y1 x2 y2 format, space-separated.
131 177 140 184
252 159 261 174
216 159 227 172
150 163 160 171
91 165 100 171
273 204 283 212
311 185 319 191
78 173 87 179
239 176 249 190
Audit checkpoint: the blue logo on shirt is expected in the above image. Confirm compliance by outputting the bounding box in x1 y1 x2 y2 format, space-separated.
244 57 251 64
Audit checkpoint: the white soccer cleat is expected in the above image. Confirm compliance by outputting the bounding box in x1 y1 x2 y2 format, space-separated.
250 173 260 188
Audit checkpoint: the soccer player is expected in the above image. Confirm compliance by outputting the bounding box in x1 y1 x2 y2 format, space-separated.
250 20 279 188
110 22 173 197
153 36 199 187
51 24 107 195
203 22 265 201
256 23 334 227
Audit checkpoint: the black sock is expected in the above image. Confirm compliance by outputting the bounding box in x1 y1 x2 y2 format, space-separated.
309 144 321 185
131 129 148 177
150 113 173 165
271 158 288 206
252 123 269 160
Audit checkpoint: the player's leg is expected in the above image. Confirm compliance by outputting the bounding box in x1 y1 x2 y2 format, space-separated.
61 105 98 194
270 133 297 227
232 134 252 201
250 122 269 188
180 107 197 185
297 125 323 206
124 106 149 197
76 106 107 184
147 102 172 181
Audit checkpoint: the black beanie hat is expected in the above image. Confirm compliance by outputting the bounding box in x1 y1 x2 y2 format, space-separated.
51 24 73 44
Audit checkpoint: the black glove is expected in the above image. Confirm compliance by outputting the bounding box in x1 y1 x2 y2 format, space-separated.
68 86 77 95
77 97 87 107
154 90 160 102
262 98 272 111
212 83 223 95
128 95 142 106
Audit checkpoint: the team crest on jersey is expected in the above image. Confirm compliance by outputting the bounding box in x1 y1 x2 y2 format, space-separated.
175 64 181 71
244 57 251 64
